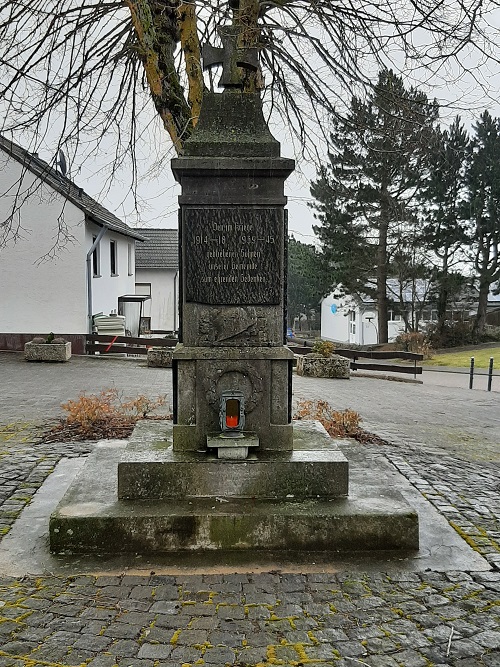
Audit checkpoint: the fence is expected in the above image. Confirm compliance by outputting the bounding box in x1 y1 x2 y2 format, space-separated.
287 340 423 378
85 334 177 356
333 349 423 378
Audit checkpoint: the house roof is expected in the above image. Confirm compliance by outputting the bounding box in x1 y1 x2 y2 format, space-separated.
326 279 432 305
0 135 146 241
325 278 477 310
135 228 178 270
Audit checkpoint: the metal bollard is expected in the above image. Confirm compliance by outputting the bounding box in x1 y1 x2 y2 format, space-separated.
488 357 494 392
469 357 475 390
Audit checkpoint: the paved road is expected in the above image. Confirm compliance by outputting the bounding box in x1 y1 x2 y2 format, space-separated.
2 352 499 461
1 351 500 666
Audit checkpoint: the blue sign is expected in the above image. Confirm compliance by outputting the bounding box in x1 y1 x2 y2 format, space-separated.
330 304 337 314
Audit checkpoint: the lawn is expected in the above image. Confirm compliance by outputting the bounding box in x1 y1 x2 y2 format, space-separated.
426 346 500 368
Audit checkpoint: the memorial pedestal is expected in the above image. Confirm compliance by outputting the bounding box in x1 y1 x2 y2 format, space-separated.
48 86 419 558
49 420 419 554
173 345 294 452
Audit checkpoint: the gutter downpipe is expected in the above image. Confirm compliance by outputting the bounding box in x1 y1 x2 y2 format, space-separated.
174 270 179 333
86 225 109 334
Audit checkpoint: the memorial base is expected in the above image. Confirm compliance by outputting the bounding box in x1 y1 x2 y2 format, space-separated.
49 421 419 555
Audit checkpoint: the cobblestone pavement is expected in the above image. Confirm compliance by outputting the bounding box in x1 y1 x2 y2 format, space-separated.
1 352 500 666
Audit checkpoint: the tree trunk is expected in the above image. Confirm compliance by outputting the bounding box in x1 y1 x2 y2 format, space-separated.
473 279 490 341
125 0 193 153
235 0 263 91
436 251 449 336
377 191 389 344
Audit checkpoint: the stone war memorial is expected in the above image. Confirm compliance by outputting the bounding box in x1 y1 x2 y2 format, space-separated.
49 10 419 556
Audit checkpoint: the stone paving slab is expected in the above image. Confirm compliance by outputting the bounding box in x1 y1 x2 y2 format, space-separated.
0 569 499 666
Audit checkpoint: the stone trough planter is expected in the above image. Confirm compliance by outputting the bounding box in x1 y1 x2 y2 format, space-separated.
24 340 71 362
147 347 173 368
296 353 350 379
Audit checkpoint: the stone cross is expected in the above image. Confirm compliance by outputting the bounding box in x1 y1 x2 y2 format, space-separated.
202 25 258 88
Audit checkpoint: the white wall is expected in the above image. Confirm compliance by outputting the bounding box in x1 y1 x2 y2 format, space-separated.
135 268 178 331
320 295 350 343
86 223 136 321
0 156 88 333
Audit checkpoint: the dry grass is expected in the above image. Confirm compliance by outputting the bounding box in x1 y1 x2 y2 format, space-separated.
426 347 500 369
293 399 388 445
41 389 170 442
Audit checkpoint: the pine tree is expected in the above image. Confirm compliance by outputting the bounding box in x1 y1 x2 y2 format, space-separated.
287 236 328 329
466 111 500 339
421 117 470 334
311 70 438 343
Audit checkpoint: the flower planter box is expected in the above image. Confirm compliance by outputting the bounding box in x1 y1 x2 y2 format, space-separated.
24 341 72 362
147 347 173 368
296 353 350 379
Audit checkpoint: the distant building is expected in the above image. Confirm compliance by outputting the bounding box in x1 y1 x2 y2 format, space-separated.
134 228 178 333
0 135 146 353
321 279 474 345
486 289 500 327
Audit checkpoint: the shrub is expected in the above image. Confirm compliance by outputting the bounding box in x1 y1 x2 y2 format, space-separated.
30 333 67 344
424 321 474 349
311 340 336 358
62 389 124 435
394 332 432 358
483 325 500 342
42 389 169 441
293 399 361 438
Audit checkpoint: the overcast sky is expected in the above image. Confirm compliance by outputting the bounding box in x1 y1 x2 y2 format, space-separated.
74 25 500 246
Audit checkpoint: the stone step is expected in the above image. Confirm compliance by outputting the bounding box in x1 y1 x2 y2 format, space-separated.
118 420 349 500
118 450 349 501
49 426 419 555
50 495 418 554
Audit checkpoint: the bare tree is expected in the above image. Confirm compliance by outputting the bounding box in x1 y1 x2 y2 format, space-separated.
0 0 499 246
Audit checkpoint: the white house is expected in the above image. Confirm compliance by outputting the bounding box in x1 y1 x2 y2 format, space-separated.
321 279 437 345
135 228 178 333
321 290 380 346
321 278 480 345
0 135 146 354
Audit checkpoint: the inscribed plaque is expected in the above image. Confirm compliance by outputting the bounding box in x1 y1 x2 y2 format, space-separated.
184 208 281 305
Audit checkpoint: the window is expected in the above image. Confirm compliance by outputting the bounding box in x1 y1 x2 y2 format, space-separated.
349 310 356 335
388 310 403 322
135 283 152 297
140 317 151 334
110 240 118 276
92 236 100 277
128 243 134 275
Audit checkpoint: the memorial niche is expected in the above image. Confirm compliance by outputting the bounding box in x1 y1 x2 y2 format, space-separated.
184 208 281 305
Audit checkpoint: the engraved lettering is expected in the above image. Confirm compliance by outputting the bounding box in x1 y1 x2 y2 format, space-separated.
185 208 281 305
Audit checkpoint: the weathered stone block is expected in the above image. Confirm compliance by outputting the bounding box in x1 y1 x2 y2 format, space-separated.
296 353 350 379
118 421 349 500
172 345 294 452
24 341 71 362
50 424 419 554
147 347 173 368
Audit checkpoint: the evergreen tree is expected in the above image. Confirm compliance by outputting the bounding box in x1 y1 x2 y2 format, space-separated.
421 117 470 334
287 236 328 329
466 111 500 339
311 70 438 343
